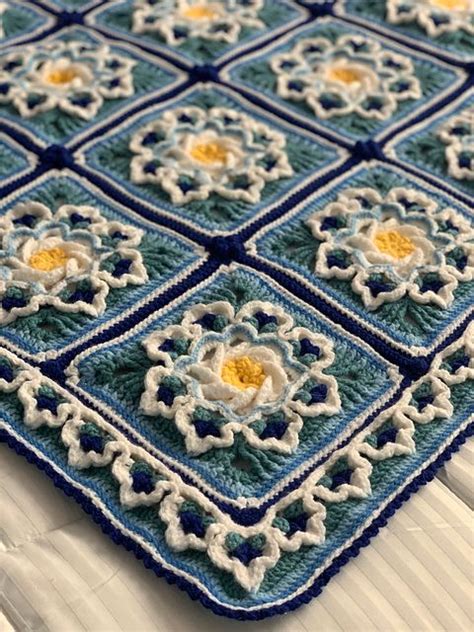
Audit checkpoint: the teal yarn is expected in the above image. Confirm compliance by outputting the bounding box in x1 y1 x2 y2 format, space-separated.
0 137 30 180
1 3 49 43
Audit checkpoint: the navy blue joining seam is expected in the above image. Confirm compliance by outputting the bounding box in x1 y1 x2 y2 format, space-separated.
69 156 357 252
295 1 335 19
0 418 471 620
0 165 44 200
237 155 358 241
71 163 210 246
27 0 57 13
0 121 43 153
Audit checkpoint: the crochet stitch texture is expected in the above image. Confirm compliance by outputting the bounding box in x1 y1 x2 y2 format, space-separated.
0 0 472 621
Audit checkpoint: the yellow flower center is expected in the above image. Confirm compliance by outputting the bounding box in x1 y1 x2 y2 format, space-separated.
182 5 217 19
373 230 416 259
221 356 266 390
190 141 228 164
46 68 78 85
328 66 364 84
28 247 68 271
430 0 468 10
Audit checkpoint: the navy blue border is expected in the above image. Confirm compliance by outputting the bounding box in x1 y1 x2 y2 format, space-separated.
1 419 471 620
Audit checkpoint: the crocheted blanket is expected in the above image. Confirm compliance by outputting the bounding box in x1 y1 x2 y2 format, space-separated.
0 0 472 621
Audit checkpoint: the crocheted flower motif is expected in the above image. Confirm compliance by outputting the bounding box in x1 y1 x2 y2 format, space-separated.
307 187 474 310
129 106 293 204
0 40 135 120
0 202 148 324
270 34 422 120
131 0 264 45
386 0 474 37
140 301 341 455
438 106 474 181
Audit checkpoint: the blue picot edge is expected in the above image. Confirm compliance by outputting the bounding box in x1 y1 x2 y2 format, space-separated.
0 420 471 620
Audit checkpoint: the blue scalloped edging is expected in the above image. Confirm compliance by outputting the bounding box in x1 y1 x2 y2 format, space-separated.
0 420 471 620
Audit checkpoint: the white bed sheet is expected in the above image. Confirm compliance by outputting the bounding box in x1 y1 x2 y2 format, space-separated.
0 441 473 632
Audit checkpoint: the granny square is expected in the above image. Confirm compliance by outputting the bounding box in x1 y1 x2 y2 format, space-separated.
0 0 472 622
88 0 307 66
67 265 402 503
0 26 184 146
251 161 474 361
77 83 345 233
0 171 203 357
226 16 466 144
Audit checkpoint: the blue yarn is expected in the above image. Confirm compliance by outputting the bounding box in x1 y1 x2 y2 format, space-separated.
2 295 27 311
194 418 221 439
79 433 104 455
180 511 206 537
260 420 287 440
132 471 155 494
299 338 320 358
353 140 385 162
376 427 398 448
36 394 59 415
309 383 328 404
157 385 175 407
285 512 308 537
330 468 352 490
55 11 84 27
191 64 220 83
254 311 278 329
231 541 262 566
39 145 75 170
0 364 14 382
